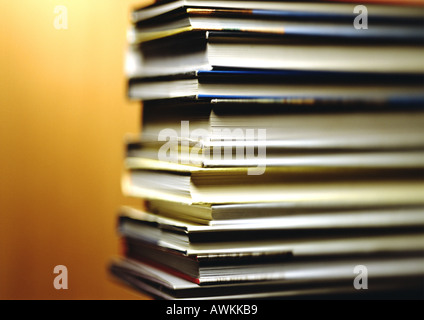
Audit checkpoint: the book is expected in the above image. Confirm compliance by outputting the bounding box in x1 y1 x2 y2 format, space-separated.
117 205 424 256
127 33 424 81
109 256 424 299
134 100 424 162
144 199 424 225
120 204 424 236
131 1 424 27
122 157 424 205
129 10 423 44
118 206 424 284
127 69 424 101
130 141 424 170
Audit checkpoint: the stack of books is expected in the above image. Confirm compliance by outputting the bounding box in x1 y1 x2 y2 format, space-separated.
109 0 424 300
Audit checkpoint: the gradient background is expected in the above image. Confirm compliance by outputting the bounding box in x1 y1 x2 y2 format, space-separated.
0 0 153 299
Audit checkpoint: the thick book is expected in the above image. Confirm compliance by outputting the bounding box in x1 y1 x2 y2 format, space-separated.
121 237 424 284
131 1 424 27
129 11 423 44
126 30 424 80
127 68 424 101
109 256 424 299
117 206 424 257
131 100 424 168
122 157 424 205
116 206 424 285
144 199 424 225
119 205 424 238
129 141 424 171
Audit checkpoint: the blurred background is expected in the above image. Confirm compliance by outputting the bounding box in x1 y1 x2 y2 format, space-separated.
0 0 153 299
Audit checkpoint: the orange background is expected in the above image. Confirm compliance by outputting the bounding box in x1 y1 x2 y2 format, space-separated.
0 0 153 299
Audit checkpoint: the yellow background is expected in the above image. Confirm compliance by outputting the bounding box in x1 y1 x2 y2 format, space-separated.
0 0 153 299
